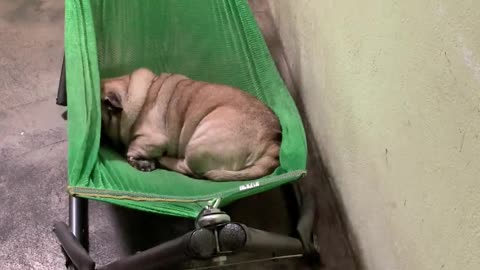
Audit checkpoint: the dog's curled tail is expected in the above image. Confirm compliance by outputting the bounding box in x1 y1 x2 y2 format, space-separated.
203 143 280 181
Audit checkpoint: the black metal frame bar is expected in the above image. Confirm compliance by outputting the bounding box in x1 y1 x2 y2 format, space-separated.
54 55 319 270
54 202 312 270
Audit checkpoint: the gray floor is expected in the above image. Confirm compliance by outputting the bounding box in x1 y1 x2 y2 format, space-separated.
0 1 314 269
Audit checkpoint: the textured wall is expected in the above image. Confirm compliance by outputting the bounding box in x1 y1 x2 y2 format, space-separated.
267 0 480 269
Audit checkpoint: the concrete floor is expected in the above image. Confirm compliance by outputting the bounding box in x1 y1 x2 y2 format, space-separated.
0 1 317 269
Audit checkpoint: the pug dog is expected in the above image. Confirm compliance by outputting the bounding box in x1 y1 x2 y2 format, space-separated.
100 68 281 181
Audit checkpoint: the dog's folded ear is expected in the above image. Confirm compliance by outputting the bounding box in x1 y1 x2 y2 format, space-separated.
103 92 123 113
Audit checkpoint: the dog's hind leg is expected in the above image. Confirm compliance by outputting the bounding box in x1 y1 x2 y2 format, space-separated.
158 157 196 177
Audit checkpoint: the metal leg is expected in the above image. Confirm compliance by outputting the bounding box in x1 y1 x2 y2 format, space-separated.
296 192 319 263
98 232 191 270
54 196 91 270
241 224 304 256
280 184 301 236
281 182 320 264
56 54 67 106
54 222 95 270
69 196 89 251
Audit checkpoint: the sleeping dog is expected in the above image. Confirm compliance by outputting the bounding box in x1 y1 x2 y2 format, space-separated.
100 68 281 181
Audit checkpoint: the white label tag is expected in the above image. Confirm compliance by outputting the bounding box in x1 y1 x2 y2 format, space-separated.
239 181 260 191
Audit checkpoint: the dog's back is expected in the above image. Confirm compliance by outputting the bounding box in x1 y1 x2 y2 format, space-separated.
159 78 281 180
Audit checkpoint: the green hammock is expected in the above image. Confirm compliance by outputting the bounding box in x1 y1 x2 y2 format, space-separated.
65 0 307 218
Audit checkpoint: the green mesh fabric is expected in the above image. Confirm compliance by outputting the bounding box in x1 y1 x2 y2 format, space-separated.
65 0 307 218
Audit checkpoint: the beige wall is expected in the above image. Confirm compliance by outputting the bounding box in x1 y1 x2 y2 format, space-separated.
267 1 480 269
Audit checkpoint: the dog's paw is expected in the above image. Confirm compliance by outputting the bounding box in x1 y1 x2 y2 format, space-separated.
127 156 156 172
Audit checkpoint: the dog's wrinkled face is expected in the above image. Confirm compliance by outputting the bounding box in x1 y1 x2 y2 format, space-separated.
100 75 130 147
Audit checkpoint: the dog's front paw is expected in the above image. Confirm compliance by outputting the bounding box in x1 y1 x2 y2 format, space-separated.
127 156 156 172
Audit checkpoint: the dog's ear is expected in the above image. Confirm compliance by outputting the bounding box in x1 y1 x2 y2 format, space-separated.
103 92 123 113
